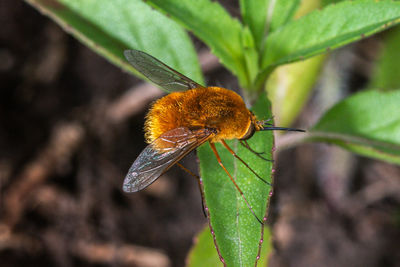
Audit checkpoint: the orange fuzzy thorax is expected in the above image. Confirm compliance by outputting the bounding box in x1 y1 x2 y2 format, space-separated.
144 87 255 143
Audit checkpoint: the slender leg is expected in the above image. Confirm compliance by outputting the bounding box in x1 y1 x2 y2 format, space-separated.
241 140 265 154
209 142 263 224
176 162 207 218
239 140 272 162
222 140 271 186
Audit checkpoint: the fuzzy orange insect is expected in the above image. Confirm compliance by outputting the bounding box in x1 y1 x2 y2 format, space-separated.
123 49 304 221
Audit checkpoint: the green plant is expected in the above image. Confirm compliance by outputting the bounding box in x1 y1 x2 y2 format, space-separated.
25 0 400 266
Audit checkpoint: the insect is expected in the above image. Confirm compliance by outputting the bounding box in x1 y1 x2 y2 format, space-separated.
123 49 304 222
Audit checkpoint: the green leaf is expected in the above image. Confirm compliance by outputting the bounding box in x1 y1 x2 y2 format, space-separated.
291 0 322 18
369 26 400 91
239 0 270 50
145 0 252 89
266 54 326 126
197 94 274 267
239 1 304 92
254 227 272 267
266 0 324 127
310 90 400 165
25 0 203 87
261 0 400 71
321 0 346 7
268 0 300 33
187 225 272 267
186 226 224 267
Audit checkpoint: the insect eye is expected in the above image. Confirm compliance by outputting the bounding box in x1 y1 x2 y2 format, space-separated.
239 122 255 140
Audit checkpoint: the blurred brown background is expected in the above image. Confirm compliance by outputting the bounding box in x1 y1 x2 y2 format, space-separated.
1 1 399 267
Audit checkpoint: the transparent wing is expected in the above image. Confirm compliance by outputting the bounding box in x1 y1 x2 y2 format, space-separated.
123 127 213 193
124 49 204 92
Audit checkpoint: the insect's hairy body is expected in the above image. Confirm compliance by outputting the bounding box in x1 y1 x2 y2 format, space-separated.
123 49 304 221
145 86 256 144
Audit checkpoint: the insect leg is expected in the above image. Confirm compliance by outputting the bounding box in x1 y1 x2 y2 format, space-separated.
241 140 265 154
209 142 263 224
176 162 207 218
260 117 274 125
222 140 271 186
239 140 272 162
